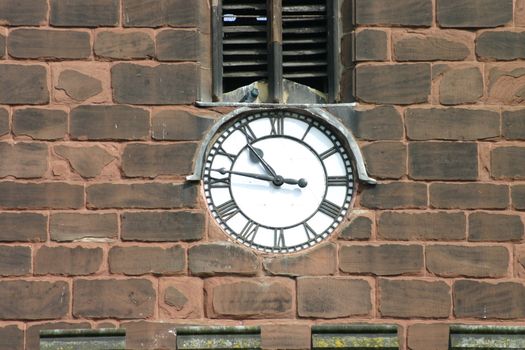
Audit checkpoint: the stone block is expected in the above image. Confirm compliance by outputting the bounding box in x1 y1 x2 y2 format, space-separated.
477 31 525 60
394 31 472 61
437 66 483 105
35 246 103 276
491 146 525 179
263 243 337 276
356 0 432 26
346 106 404 141
0 246 31 276
0 281 69 320
430 183 509 209
0 0 47 26
121 211 204 241
355 29 388 61
297 277 371 318
95 31 154 59
469 212 524 241
0 65 48 105
157 29 199 61
0 213 47 242
361 182 427 209
122 321 177 350
0 182 84 209
160 278 203 319
8 29 91 59
379 279 450 318
408 324 449 350
152 108 217 141
513 185 525 210
339 244 423 276
0 108 7 136
261 324 311 350
0 142 48 179
363 142 406 179
122 143 196 177
123 0 199 27
13 108 67 140
109 246 185 275
50 213 118 242
55 145 114 178
87 183 197 209
57 70 102 102
356 63 431 104
438 0 513 27
73 279 155 319
406 108 500 141
50 0 119 27
0 325 23 350
189 242 259 276
503 109 525 140
487 63 525 105
339 216 372 240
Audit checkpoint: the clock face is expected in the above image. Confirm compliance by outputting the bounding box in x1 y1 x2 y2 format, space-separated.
203 110 355 253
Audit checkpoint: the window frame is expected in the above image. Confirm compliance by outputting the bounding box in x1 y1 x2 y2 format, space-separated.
211 0 344 104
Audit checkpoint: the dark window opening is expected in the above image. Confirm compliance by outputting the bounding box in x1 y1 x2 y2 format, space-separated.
449 325 525 349
39 328 126 350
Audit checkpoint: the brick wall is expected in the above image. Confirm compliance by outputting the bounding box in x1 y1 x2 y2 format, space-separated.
0 0 524 349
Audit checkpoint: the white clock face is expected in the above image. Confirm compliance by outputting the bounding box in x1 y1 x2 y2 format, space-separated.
203 110 355 253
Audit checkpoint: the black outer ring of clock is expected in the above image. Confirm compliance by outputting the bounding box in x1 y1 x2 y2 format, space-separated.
203 110 356 254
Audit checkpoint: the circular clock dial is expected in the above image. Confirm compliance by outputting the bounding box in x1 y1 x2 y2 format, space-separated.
203 110 355 253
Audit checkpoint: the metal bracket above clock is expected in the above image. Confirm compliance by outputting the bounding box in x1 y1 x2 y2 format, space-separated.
187 107 376 185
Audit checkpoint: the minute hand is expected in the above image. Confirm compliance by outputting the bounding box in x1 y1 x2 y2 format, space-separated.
246 143 278 177
217 168 308 188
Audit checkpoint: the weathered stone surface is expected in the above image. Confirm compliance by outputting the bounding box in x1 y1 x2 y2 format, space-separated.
477 31 525 60
406 108 500 140
55 145 114 178
503 109 525 140
346 106 404 141
454 280 525 319
361 182 427 209
0 246 31 276
71 105 150 141
261 324 311 350
355 29 388 61
340 244 423 276
469 212 524 241
408 324 449 350
0 325 23 350
487 63 525 105
189 243 258 276
264 243 336 276
0 142 48 179
394 32 472 61
109 246 185 275
122 321 177 350
112 63 197 105
207 278 294 318
164 287 188 310
0 0 47 26
356 0 432 26
0 213 47 242
340 216 372 240
74 279 155 319
9 29 91 59
491 147 525 180
50 213 118 242
0 65 49 105
157 30 198 61
363 142 406 179
408 142 478 180
123 0 199 27
438 0 513 27
25 322 91 350
95 31 154 59
513 185 525 210
35 246 103 276
297 277 371 318
356 64 431 104
438 66 483 105
518 0 525 27
0 182 84 209
0 34 5 59
56 70 102 101
50 0 119 27
430 183 509 210
0 109 7 136
379 279 450 318
122 211 204 241
160 278 203 318
88 183 197 209
0 281 69 319
13 108 67 140
122 143 196 177
379 212 466 241
152 109 216 141
427 245 509 277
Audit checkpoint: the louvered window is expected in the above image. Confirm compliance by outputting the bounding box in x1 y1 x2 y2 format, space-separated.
212 0 342 104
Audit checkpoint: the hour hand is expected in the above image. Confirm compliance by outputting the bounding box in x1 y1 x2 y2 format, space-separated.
246 143 278 177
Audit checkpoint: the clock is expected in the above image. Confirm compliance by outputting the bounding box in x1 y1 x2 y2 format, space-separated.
202 109 355 253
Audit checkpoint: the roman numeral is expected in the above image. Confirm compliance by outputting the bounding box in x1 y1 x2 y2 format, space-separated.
216 200 239 221
239 220 259 243
216 146 236 162
209 176 230 188
327 176 347 186
318 200 342 219
320 147 338 160
239 124 257 143
303 223 317 240
269 117 284 136
274 229 285 249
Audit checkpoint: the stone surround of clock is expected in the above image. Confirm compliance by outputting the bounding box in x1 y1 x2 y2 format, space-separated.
0 0 524 349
